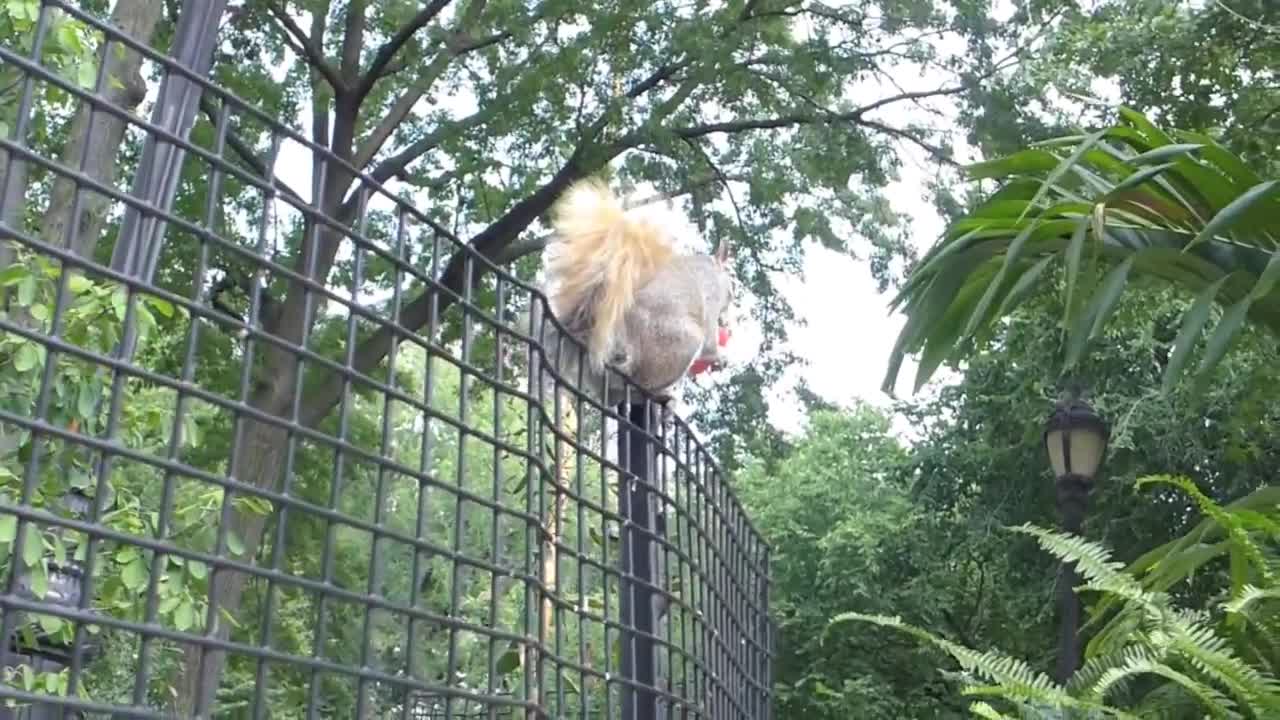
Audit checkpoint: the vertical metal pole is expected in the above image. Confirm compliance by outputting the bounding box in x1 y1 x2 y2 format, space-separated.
1055 474 1090 683
617 401 664 720
110 0 227 357
0 3 226 718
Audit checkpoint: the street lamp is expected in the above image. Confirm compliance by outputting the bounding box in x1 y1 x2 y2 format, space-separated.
1043 395 1110 684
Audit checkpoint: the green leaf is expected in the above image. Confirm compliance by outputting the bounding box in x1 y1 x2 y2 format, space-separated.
110 288 127 320
1103 162 1177 198
51 534 65 567
1021 128 1110 223
1249 250 1280 301
1193 297 1252 389
37 613 62 636
1129 143 1203 165
0 515 16 543
20 664 34 692
994 255 1055 320
174 599 195 631
75 60 95 90
44 668 60 695
13 343 37 372
29 560 47 598
0 264 26 286
121 558 148 591
77 382 98 421
66 274 92 294
964 149 1060 180
1061 217 1088 330
1065 256 1135 368
158 594 181 615
1119 106 1175 147
187 559 208 580
962 221 1039 339
226 531 245 556
1162 275 1229 393
143 295 176 318
16 275 35 305
21 523 41 567
1188 180 1280 249
496 646 522 675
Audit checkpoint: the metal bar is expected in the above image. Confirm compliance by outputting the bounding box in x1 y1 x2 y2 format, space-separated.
617 401 665 720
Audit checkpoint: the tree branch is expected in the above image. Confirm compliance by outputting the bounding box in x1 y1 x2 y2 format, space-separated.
355 101 502 200
197 98 308 203
355 0 454 101
626 59 692 99
857 118 957 167
301 134 622 427
340 0 367 82
351 60 446 170
309 2 332 152
267 3 344 91
669 75 1000 140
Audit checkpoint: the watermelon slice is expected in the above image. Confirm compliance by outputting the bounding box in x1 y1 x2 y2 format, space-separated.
687 326 730 376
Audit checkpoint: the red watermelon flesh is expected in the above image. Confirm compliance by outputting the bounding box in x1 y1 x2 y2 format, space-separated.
688 326 730 376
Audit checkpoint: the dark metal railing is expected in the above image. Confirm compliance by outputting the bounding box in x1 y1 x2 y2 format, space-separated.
0 1 772 718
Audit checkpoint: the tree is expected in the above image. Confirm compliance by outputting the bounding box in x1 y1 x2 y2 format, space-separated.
883 108 1280 397
737 403 1054 718
837 477 1280 719
104 1 1034 710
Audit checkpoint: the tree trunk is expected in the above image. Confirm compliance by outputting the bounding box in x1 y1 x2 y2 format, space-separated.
40 0 164 259
174 411 290 717
0 151 30 270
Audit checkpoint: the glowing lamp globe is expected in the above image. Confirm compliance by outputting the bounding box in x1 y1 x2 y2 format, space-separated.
1043 397 1110 482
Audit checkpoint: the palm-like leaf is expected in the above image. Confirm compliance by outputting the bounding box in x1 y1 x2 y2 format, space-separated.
884 107 1280 395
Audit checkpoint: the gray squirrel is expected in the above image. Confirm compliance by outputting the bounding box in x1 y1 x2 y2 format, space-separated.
525 178 735 408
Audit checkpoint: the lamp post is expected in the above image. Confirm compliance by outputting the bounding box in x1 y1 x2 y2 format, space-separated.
1043 395 1110 684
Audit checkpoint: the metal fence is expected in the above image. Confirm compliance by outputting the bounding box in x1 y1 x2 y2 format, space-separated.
0 1 772 718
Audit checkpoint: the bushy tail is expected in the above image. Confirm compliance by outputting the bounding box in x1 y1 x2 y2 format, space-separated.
545 179 673 371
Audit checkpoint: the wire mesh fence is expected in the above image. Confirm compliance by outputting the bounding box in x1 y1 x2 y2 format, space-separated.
0 1 773 718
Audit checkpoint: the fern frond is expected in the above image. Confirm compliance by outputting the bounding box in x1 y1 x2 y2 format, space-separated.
1137 475 1273 586
1224 584 1280 616
1097 656 1242 720
1009 525 1153 602
1077 645 1158 702
1166 614 1280 713
831 613 1071 705
1130 681 1209 720
968 700 1016 720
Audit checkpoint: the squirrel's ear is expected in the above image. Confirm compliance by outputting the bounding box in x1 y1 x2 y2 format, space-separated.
714 239 731 264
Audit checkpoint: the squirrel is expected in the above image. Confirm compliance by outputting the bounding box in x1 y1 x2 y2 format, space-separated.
525 178 735 407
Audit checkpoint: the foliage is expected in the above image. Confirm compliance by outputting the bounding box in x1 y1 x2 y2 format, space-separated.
1017 0 1280 176
885 107 1280 396
834 477 1280 719
0 250 224 707
0 0 101 136
737 404 1054 719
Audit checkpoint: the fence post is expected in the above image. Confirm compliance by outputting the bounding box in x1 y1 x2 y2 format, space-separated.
617 401 666 720
0 3 224 718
